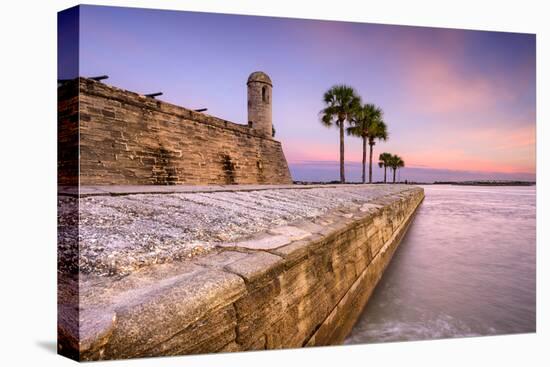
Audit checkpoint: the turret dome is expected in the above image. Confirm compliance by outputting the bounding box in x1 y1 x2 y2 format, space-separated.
247 71 272 86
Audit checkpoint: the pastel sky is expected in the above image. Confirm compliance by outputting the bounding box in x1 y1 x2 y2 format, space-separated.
60 5 536 182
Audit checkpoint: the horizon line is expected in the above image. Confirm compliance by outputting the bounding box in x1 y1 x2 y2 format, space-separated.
287 159 536 176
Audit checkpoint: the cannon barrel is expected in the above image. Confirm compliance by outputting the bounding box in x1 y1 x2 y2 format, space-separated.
144 92 163 98
194 108 208 112
90 75 109 82
58 75 109 85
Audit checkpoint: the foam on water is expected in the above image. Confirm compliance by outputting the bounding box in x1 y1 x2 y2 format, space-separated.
345 185 536 345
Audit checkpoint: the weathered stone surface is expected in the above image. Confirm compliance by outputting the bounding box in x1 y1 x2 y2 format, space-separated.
57 274 79 360
79 307 117 357
225 251 285 284
58 77 292 186
305 193 421 346
247 71 273 139
58 81 79 186
77 261 246 360
194 250 249 268
60 185 425 361
269 234 324 267
64 184 417 276
219 233 292 250
269 225 312 240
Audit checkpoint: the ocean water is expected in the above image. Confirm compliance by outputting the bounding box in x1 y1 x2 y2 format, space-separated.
345 185 536 344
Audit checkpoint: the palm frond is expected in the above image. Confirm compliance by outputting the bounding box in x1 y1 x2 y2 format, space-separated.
320 85 361 130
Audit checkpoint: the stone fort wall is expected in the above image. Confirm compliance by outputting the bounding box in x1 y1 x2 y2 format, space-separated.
58 77 292 186
68 187 424 360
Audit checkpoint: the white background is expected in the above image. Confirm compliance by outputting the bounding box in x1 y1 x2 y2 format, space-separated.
0 0 547 365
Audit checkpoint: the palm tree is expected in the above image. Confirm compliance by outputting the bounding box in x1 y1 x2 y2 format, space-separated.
388 154 405 183
320 85 361 183
367 119 388 183
346 103 382 183
378 152 392 183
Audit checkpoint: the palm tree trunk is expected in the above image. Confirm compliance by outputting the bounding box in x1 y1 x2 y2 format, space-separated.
368 143 373 183
361 137 366 183
392 168 396 183
384 165 387 183
339 120 345 183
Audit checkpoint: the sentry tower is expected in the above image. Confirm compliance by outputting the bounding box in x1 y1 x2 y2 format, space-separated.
247 71 273 139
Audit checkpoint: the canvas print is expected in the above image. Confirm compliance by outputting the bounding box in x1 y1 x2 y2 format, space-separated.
57 5 536 361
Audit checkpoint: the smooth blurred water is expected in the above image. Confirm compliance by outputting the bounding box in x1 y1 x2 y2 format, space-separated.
345 185 536 344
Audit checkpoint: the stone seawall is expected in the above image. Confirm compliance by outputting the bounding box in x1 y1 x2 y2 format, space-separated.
58 185 424 360
57 78 292 186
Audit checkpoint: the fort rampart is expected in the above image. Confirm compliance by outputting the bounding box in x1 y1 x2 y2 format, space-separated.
57 185 424 360
57 75 292 186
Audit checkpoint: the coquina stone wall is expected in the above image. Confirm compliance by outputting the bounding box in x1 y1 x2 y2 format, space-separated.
57 78 292 185
58 81 79 186
69 187 424 360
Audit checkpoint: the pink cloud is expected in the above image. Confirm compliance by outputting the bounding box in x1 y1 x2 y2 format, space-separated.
398 49 515 115
281 24 536 175
403 123 536 173
284 139 340 163
285 120 536 174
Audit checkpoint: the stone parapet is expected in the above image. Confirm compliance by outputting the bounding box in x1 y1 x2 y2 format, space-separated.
58 185 424 360
57 78 292 185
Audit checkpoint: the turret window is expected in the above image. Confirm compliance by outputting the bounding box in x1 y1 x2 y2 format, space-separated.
262 86 269 103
